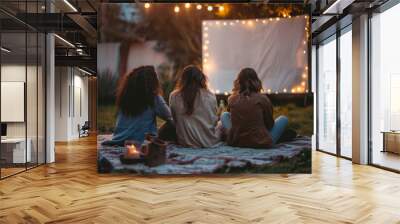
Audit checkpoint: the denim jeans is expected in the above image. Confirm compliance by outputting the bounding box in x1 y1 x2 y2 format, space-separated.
220 112 288 144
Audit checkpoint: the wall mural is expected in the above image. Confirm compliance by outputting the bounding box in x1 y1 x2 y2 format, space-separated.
97 3 313 175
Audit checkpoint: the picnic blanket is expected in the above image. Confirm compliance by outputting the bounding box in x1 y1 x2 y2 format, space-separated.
97 135 311 174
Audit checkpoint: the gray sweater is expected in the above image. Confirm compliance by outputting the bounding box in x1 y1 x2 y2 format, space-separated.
169 89 221 148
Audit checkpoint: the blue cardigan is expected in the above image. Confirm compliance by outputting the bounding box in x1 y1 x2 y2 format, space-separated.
106 95 172 146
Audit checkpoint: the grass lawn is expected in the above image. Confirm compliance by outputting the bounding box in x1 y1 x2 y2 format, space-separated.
98 103 313 136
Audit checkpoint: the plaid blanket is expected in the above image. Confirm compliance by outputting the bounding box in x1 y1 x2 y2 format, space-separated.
97 135 311 174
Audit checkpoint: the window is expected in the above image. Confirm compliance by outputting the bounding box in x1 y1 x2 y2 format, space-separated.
370 3 400 171
317 36 337 154
0 1 47 179
339 29 352 158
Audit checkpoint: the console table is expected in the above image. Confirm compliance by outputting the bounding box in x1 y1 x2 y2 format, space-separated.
382 131 400 154
1 138 32 164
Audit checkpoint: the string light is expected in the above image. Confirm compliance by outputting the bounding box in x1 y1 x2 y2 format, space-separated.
185 3 191 9
207 6 213 11
219 6 224 12
144 3 150 9
202 17 309 94
196 4 202 10
224 91 229 96
174 6 180 13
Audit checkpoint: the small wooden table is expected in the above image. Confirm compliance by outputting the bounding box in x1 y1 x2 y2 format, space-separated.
382 131 400 154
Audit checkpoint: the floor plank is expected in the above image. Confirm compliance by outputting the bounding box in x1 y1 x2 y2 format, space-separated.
0 136 400 224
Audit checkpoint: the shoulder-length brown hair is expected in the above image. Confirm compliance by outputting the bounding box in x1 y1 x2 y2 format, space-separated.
116 65 161 117
174 65 208 115
232 68 263 96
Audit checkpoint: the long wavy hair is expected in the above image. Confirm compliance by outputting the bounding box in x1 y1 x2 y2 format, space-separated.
174 65 208 115
116 66 161 117
232 68 263 96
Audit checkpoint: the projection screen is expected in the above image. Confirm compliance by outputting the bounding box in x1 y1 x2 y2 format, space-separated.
202 16 309 93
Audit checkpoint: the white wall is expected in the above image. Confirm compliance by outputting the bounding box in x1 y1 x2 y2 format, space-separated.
1 63 46 164
54 67 89 141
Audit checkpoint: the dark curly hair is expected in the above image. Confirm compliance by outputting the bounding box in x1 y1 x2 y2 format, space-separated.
116 65 161 117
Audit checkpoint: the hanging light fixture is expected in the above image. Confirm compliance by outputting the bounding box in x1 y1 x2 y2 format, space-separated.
1 47 11 53
63 0 78 12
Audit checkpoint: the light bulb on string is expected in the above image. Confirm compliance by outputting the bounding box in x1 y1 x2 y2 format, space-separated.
196 4 202 10
185 3 191 9
174 6 180 13
218 5 224 12
144 3 150 9
207 6 213 11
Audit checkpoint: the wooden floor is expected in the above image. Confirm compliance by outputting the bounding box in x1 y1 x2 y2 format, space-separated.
372 150 400 171
1 136 400 224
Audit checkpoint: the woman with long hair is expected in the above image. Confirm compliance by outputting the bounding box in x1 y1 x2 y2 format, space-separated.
105 66 172 145
221 68 289 148
169 65 221 148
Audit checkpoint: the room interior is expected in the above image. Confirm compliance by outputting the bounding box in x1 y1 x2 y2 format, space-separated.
0 0 400 222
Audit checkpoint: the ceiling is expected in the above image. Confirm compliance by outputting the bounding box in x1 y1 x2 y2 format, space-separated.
0 0 392 74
